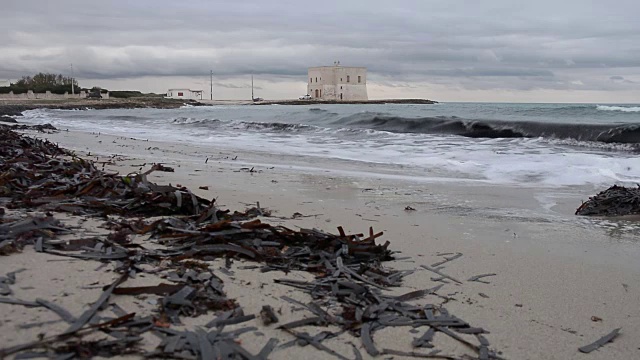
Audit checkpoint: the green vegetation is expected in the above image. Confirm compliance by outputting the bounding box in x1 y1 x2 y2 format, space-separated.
109 91 163 99
0 73 80 94
87 86 109 94
109 91 144 98
0 73 164 99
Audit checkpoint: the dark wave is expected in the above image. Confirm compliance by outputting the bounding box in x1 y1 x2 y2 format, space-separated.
172 118 222 127
236 121 316 132
335 113 640 144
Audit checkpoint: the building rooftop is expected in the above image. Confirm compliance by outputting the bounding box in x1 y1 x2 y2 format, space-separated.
308 66 366 69
167 88 203 92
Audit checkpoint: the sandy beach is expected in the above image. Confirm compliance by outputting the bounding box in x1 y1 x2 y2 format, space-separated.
3 0 640 357
1 120 638 359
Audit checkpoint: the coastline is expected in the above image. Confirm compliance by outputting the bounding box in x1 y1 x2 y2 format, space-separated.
1 119 638 359
252 99 438 105
0 97 438 118
0 97 201 117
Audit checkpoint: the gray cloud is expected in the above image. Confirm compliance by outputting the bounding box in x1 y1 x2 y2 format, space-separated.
214 82 262 90
610 75 635 84
1 0 639 99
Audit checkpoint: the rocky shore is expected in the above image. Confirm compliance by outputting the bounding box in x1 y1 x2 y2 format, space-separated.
0 98 438 118
0 97 203 117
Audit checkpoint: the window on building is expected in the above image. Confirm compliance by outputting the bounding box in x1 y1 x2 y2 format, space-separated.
347 75 350 83
178 92 183 97
340 86 343 89
358 76 361 83
310 78 312 83
315 77 318 82
340 78 343 82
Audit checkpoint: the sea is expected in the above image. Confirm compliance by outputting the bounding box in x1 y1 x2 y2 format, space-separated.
19 102 640 188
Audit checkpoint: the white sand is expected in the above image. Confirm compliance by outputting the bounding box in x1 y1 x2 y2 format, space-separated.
1 128 639 359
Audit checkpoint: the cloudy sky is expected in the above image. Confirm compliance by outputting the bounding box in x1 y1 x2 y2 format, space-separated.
1 0 639 102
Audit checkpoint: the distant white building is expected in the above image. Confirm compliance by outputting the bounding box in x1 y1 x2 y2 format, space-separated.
166 89 203 100
307 63 368 101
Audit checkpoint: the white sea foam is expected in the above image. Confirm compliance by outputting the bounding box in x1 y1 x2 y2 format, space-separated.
596 105 640 112
18 107 640 189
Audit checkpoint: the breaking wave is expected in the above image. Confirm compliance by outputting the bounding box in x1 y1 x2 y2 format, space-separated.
231 121 317 133
596 105 640 112
169 112 640 150
333 113 640 145
172 117 222 127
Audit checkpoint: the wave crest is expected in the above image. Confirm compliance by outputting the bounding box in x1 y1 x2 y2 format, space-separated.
172 117 221 126
597 105 640 112
335 114 640 145
237 121 316 132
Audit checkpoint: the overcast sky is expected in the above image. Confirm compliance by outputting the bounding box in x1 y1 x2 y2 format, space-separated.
1 0 639 102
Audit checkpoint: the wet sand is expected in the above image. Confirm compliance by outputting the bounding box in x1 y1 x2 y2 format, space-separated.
1 127 639 359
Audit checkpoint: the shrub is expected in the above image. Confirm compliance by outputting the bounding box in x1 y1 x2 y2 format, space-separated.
109 91 144 98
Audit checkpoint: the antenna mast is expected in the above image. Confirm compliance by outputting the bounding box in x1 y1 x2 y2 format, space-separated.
251 75 254 100
70 63 75 95
210 70 213 100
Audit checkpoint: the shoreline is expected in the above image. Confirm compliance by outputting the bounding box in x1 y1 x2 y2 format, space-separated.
252 98 438 105
0 97 438 117
0 97 200 117
1 123 638 359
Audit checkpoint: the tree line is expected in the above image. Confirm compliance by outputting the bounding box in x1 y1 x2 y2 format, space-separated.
0 72 164 98
0 72 88 94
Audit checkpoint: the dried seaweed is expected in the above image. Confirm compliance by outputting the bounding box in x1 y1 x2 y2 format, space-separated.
35 299 77 323
468 273 497 284
0 268 25 295
0 125 502 359
578 328 621 353
420 265 463 285
260 305 279 325
576 185 640 216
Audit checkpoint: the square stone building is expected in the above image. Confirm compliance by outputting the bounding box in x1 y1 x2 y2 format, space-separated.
307 64 368 101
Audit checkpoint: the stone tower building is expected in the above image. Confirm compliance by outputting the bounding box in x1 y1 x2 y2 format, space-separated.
307 63 368 101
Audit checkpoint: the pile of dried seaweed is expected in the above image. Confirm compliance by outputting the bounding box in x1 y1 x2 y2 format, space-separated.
0 125 502 359
575 185 640 216
1 125 210 217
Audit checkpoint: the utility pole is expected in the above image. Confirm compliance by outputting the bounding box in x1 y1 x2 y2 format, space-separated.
70 63 75 95
210 70 213 100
